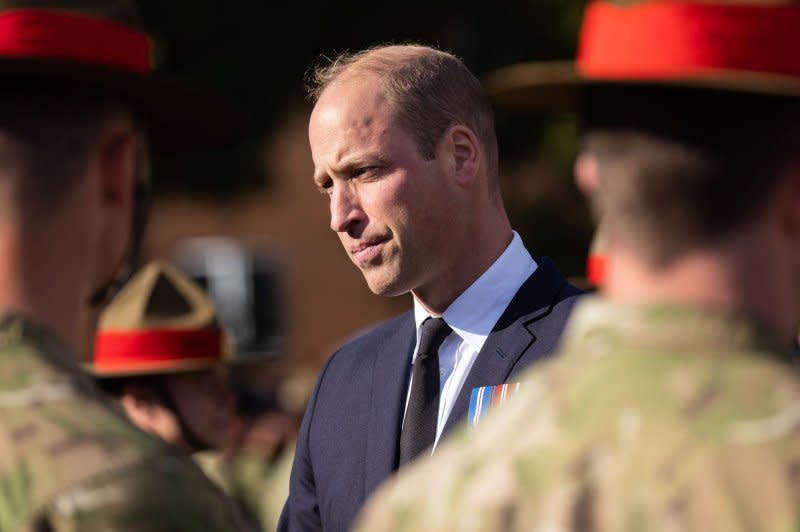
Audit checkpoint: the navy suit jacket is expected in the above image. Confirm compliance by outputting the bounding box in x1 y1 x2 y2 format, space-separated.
278 257 582 532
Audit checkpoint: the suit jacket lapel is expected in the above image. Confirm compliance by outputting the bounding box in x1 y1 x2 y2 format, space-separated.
442 258 568 436
363 311 415 494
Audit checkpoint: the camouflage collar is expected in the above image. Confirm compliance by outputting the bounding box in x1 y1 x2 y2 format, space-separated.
561 296 793 361
0 312 88 377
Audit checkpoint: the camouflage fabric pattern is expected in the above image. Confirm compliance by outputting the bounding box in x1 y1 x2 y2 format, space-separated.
196 443 294 532
356 297 800 531
0 315 246 531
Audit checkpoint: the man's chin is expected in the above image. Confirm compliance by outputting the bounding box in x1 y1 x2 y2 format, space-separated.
362 273 408 298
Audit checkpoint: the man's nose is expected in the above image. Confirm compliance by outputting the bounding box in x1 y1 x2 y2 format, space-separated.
329 185 364 233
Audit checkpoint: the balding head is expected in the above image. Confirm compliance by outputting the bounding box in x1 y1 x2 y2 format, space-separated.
307 44 499 186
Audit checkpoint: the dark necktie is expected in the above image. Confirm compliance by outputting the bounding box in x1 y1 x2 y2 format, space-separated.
398 316 452 466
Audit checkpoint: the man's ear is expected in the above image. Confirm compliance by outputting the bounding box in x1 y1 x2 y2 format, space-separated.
95 118 137 207
442 125 481 187
574 152 600 197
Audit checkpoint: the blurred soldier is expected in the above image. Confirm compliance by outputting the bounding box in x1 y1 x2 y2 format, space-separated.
198 407 297 532
356 1 800 530
92 260 293 532
205 365 301 532
0 1 246 530
172 237 300 531
91 260 266 529
90 261 300 530
91 261 238 456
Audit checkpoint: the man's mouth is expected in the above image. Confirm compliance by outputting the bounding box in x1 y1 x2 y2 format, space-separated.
351 238 388 264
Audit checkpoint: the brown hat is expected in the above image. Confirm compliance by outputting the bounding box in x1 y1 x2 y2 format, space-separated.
485 0 800 112
0 0 241 150
91 260 231 377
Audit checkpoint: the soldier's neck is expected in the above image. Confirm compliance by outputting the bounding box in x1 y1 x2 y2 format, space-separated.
602 236 797 341
0 221 87 354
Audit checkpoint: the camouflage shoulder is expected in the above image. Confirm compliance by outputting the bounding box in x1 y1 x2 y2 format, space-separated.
40 451 249 532
0 318 243 530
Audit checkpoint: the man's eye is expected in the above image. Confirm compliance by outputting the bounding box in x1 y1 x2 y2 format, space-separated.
354 166 377 178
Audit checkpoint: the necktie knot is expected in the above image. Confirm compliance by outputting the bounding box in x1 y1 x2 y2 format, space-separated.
416 317 451 361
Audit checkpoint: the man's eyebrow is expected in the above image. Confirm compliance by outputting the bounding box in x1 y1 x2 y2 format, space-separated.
341 152 389 169
316 153 390 181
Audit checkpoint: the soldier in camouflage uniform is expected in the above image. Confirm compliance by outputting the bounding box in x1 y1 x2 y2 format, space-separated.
91 261 239 458
0 1 246 530
91 260 265 531
356 1 800 530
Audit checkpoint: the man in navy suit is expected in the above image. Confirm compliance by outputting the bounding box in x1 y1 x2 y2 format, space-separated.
278 44 581 532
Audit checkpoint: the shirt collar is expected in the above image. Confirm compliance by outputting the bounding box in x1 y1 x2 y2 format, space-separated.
413 231 536 353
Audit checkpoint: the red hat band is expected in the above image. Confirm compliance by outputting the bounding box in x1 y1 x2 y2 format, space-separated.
94 329 224 373
578 1 800 80
0 9 152 74
587 253 607 287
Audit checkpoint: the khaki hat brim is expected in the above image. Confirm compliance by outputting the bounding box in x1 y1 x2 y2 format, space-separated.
88 356 224 378
484 61 800 113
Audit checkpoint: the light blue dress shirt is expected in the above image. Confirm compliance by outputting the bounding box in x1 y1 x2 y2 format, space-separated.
406 231 536 446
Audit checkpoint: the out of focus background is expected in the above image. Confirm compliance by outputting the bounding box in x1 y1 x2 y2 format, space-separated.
122 0 593 411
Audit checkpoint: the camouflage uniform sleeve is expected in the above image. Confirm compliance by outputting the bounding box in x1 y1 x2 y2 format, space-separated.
38 453 250 532
353 378 550 532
